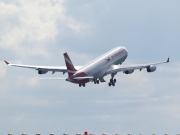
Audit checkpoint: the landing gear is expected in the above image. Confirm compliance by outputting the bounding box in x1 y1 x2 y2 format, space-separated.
108 73 117 87
79 83 85 87
109 81 116 87
94 79 99 84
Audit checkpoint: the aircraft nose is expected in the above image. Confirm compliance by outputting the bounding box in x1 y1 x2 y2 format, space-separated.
123 46 127 52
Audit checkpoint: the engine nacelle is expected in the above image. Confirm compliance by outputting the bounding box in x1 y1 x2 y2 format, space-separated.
147 65 156 72
123 69 134 74
38 70 48 75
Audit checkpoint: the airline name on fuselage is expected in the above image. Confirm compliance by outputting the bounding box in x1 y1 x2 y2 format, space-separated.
110 49 125 60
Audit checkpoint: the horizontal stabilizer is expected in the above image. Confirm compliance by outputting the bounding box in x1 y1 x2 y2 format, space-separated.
4 60 9 65
73 76 94 80
40 77 67 80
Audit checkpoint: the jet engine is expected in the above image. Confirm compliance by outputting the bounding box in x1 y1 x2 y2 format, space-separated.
147 65 156 72
38 70 48 75
123 69 134 74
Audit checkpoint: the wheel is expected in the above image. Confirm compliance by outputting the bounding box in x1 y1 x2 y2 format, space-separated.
94 81 96 84
108 82 111 86
110 79 113 83
112 82 115 86
83 84 85 87
114 79 116 83
79 84 82 87
97 80 99 84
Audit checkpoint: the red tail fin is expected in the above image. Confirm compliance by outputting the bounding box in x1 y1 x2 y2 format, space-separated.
63 52 77 77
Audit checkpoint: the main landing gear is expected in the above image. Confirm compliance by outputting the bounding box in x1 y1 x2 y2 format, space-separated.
79 83 85 87
94 79 99 84
108 73 117 87
108 79 116 86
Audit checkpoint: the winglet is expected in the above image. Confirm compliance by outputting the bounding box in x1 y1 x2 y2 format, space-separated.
167 57 170 63
4 60 9 65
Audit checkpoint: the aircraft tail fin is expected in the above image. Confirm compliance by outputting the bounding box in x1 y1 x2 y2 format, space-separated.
63 52 77 77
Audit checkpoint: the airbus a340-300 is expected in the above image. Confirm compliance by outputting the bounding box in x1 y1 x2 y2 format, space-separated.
5 46 169 87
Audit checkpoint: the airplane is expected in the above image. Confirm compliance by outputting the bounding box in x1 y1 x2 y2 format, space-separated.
4 46 169 87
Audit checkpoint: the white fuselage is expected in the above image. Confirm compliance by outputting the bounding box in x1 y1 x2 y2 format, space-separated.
69 46 128 83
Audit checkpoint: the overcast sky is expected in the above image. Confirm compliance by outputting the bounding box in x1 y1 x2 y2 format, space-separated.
0 0 180 135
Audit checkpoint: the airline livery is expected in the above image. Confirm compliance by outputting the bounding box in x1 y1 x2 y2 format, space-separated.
4 46 169 87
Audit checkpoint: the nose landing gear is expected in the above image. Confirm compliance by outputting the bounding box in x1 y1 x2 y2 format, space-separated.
108 73 117 87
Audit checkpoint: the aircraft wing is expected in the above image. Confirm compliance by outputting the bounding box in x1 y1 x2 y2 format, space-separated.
4 60 82 74
105 58 170 75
